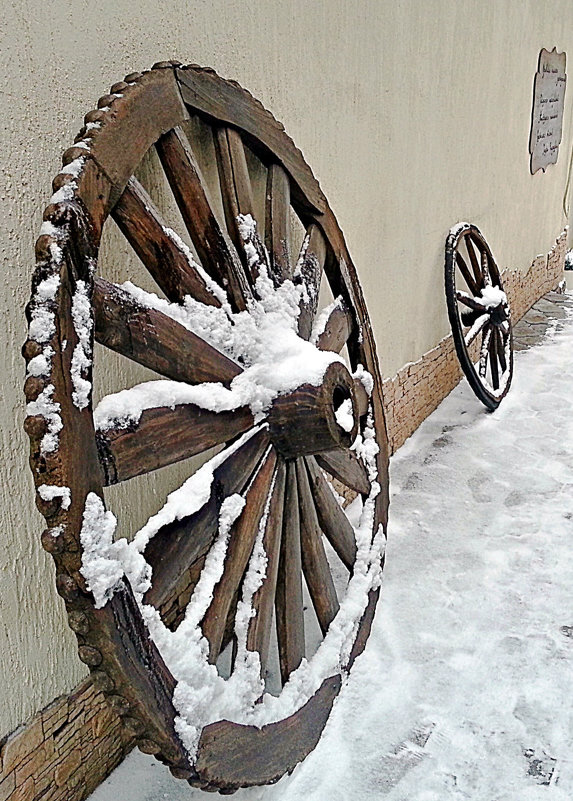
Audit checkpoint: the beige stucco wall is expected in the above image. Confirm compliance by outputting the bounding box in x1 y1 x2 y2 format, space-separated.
1 0 572 737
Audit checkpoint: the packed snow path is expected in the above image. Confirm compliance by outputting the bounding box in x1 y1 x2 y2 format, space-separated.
89 292 573 801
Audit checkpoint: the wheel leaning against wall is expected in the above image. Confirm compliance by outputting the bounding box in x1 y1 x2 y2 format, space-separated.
445 222 513 410
23 62 389 792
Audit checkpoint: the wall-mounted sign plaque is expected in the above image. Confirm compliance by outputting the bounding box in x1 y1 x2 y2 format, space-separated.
529 48 567 174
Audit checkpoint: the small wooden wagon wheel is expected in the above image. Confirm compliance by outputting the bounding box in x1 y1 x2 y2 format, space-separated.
23 63 389 791
445 223 513 410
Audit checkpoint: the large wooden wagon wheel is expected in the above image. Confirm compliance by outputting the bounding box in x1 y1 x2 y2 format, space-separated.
23 62 389 792
445 222 513 410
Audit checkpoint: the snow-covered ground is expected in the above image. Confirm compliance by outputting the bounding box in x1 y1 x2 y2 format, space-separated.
89 294 573 801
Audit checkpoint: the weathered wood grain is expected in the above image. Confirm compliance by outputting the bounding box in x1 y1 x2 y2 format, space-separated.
202 448 277 661
354 378 369 416
96 402 254 486
176 66 326 215
296 460 339 634
143 428 270 610
297 224 327 340
268 361 357 458
94 277 241 385
275 460 305 685
305 457 356 570
89 67 188 204
213 127 257 279
155 126 250 311
265 163 291 284
112 177 220 305
315 448 370 496
315 298 352 352
246 459 286 678
74 157 114 243
195 675 341 790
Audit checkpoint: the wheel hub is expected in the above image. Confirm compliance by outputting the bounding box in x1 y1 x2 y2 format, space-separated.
267 361 359 458
489 302 509 327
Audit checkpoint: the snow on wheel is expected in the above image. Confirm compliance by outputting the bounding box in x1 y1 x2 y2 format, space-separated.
445 223 513 410
23 63 389 792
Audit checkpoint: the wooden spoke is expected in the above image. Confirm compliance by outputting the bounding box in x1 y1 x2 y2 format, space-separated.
496 327 507 372
489 328 499 389
96 401 254 486
455 250 479 297
455 291 486 312
93 277 241 386
265 163 291 284
111 176 220 306
164 554 207 631
314 298 353 352
213 127 259 281
246 460 286 678
464 312 489 347
155 126 250 311
464 233 483 287
202 448 277 662
275 460 305 685
479 326 492 378
304 457 356 570
143 427 271 610
297 225 327 340
315 448 370 496
221 602 240 664
176 66 327 216
481 250 492 286
296 460 339 634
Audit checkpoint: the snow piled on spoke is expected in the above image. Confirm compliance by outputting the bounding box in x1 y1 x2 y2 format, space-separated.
105 215 343 425
93 379 242 431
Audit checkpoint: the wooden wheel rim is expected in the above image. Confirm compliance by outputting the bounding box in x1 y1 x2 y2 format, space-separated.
23 63 389 791
445 222 513 410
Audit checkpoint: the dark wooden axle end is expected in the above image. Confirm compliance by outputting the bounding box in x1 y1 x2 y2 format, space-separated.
268 361 358 458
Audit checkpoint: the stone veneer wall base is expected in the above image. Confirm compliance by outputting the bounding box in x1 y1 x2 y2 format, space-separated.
0 678 132 801
383 228 568 454
0 229 567 801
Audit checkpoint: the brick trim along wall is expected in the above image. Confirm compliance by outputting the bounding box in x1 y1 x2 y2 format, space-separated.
0 229 567 801
383 228 568 454
0 679 132 801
